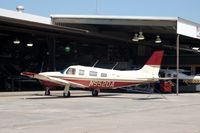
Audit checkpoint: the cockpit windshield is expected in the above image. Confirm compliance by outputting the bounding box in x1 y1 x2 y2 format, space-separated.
60 68 67 74
66 68 76 75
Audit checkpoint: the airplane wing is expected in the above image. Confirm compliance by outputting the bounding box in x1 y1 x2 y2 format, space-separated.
136 77 175 80
158 77 177 80
21 72 86 88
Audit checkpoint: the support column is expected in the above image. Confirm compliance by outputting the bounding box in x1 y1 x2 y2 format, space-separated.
191 66 196 75
47 37 56 71
176 34 180 96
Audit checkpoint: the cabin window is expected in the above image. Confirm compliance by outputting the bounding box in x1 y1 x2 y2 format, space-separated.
66 68 76 75
173 74 177 77
79 70 85 76
89 71 97 76
101 73 107 77
167 73 171 77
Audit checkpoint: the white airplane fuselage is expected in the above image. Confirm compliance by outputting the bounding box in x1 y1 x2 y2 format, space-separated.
40 65 158 89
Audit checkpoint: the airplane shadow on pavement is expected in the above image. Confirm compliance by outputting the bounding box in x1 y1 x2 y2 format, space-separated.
23 92 167 100
24 93 120 100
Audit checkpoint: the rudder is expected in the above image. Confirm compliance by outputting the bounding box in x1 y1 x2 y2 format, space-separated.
140 51 164 78
145 51 164 66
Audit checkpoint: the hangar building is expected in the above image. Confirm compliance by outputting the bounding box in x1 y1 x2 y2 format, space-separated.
0 7 200 92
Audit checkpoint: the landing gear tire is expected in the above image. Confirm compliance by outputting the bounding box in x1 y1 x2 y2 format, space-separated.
45 89 50 96
92 89 99 97
63 91 71 97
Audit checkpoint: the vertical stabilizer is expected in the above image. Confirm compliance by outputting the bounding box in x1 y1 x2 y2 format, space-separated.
140 51 164 78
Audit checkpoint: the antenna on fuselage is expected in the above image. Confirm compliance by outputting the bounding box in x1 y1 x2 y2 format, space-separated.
92 60 99 67
112 62 118 70
40 61 45 72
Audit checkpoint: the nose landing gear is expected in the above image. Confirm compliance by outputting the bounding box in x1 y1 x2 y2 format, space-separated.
45 87 51 95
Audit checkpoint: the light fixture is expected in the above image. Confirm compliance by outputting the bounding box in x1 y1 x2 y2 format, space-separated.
132 33 139 42
138 32 144 40
192 47 199 50
13 38 20 44
64 46 71 52
192 47 200 52
27 41 33 47
155 35 162 43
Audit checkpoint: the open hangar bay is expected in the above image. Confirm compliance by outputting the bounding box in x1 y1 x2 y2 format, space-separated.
0 8 200 92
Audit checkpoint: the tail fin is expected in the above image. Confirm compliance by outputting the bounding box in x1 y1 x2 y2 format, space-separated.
140 51 164 78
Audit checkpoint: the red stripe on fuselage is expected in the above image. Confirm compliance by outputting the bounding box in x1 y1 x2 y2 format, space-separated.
40 76 143 89
63 78 139 89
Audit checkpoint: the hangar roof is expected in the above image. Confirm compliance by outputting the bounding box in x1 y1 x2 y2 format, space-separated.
0 8 129 45
0 8 51 25
0 8 200 51
0 8 86 37
50 15 200 52
0 8 99 36
51 15 200 40
1 7 199 40
51 14 177 26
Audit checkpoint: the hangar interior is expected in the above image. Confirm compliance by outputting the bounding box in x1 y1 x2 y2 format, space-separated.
0 8 200 92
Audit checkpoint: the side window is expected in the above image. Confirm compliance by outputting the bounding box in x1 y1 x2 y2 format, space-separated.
79 70 85 76
66 68 76 75
89 71 97 76
167 73 171 77
101 73 107 77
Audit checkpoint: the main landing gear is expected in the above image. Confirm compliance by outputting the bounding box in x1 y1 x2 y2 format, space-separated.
45 87 51 96
45 87 100 97
92 89 99 97
44 86 71 97
63 91 70 97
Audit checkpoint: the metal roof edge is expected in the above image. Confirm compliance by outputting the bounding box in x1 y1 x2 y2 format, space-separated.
178 17 200 26
177 17 200 39
0 8 51 25
50 14 178 21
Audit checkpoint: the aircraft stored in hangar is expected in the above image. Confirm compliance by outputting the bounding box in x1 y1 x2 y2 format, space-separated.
21 51 164 97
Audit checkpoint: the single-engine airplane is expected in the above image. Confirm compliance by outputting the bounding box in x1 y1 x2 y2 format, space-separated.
21 50 164 97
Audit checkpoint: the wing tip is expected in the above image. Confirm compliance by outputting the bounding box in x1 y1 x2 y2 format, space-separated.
21 72 37 77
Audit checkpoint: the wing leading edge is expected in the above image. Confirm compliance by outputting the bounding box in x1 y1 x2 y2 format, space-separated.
21 72 86 88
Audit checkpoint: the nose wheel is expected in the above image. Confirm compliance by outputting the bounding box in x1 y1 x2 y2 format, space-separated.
63 84 70 97
45 88 51 96
92 89 99 97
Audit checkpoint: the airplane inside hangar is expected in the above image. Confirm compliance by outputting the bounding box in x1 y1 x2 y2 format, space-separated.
0 8 200 92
